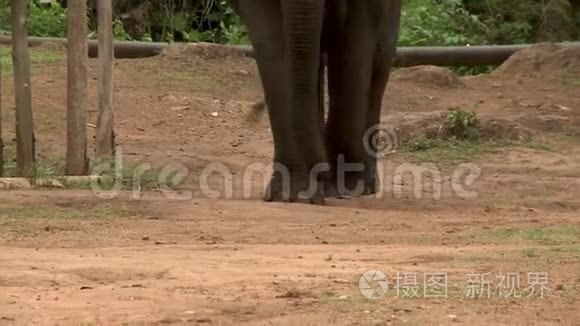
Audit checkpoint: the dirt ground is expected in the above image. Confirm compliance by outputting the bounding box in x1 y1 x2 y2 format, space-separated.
0 42 579 325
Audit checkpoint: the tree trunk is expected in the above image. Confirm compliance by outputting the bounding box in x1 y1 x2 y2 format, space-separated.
66 0 89 175
11 0 36 178
96 0 116 159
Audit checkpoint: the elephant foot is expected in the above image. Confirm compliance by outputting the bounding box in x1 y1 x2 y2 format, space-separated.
264 170 325 205
324 171 379 199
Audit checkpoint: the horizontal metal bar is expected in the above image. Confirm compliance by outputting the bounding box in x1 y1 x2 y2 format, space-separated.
1 35 579 67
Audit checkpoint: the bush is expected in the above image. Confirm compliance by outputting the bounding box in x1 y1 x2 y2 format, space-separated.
399 0 488 46
0 0 67 37
0 0 576 46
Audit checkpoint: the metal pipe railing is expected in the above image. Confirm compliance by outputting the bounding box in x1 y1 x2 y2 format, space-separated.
1 35 579 67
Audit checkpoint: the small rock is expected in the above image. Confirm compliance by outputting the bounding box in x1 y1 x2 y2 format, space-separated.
46 179 65 188
155 241 176 245
321 240 329 244
555 284 564 291
273 280 280 285
183 311 196 315
448 314 458 319
159 317 182 324
160 94 178 102
338 295 348 300
364 310 371 314
557 105 571 112
170 106 190 112
211 112 219 117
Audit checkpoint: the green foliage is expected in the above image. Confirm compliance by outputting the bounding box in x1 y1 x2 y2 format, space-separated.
0 0 577 63
408 137 448 152
463 0 543 44
0 0 66 37
399 0 488 46
444 107 479 140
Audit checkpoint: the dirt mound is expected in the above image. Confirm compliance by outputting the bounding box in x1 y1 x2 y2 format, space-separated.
160 42 252 61
383 112 534 145
392 65 465 88
493 43 580 77
477 118 535 141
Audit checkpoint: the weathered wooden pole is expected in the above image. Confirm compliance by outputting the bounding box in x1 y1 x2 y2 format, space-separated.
10 0 35 178
96 0 115 159
0 46 4 177
66 0 89 175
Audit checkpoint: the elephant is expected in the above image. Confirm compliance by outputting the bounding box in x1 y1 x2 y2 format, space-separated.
230 0 402 205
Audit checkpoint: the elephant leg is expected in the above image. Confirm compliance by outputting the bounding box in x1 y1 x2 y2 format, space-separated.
233 0 327 204
365 0 402 195
279 0 329 204
325 0 401 198
325 1 374 197
232 0 303 202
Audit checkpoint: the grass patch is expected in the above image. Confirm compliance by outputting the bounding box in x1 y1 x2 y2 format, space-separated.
398 108 554 165
401 138 499 165
563 73 580 87
0 205 135 220
400 137 553 166
1 146 163 190
0 46 64 76
482 227 579 246
522 248 540 258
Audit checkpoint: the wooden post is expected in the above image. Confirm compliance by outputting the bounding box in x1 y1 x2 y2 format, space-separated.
0 47 4 177
66 0 89 175
10 0 35 178
96 0 115 158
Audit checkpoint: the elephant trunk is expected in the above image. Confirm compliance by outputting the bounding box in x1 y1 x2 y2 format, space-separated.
282 0 327 170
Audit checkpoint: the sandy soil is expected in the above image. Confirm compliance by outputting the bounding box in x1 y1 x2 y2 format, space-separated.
0 42 579 325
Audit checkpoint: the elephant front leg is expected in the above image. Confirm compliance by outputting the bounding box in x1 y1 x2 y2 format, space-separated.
325 23 376 197
234 0 328 205
324 0 401 198
233 0 311 203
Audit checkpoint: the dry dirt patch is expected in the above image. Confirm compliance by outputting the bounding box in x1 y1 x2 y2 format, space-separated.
1 43 580 324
